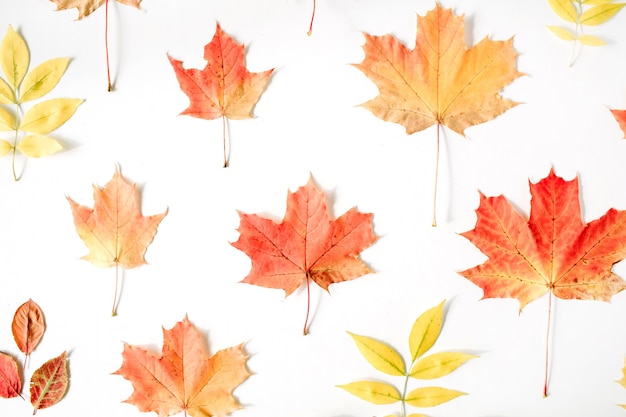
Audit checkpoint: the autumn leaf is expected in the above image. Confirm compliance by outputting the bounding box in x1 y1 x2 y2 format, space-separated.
547 0 626 65
617 357 626 409
0 352 22 399
30 351 68 414
48 0 142 90
338 301 476 417
114 317 250 417
12 299 45 368
353 4 522 225
0 26 82 180
231 177 377 334
67 166 168 315
168 23 274 167
459 168 626 396
610 108 626 137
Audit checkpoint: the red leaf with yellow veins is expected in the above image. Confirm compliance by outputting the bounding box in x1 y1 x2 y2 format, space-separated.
67 166 167 315
30 351 68 414
168 23 274 167
114 317 250 417
459 168 626 395
231 177 377 334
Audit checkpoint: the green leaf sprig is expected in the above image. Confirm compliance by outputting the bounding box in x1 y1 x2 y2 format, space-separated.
0 26 82 181
337 301 477 417
547 0 626 66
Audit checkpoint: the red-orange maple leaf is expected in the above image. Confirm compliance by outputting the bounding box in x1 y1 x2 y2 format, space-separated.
610 108 626 138
459 168 626 395
168 23 274 167
114 317 250 417
231 177 377 334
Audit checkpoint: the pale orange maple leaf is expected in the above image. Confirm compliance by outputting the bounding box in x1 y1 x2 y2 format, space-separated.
114 317 250 417
67 166 167 315
231 177 377 334
168 23 274 167
49 0 140 19
459 168 626 395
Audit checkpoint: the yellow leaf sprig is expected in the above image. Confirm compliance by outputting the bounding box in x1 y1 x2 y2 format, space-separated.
337 301 477 417
547 0 626 66
0 26 82 181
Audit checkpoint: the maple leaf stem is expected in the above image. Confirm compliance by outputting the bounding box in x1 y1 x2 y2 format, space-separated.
307 0 316 36
543 291 553 397
112 261 119 316
105 0 113 91
303 274 311 335
222 115 228 168
431 122 441 227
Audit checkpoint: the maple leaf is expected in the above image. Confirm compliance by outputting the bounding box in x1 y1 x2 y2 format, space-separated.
67 166 168 315
30 351 69 414
168 23 274 167
114 317 250 417
610 108 626 138
48 0 142 90
353 4 522 225
12 299 45 368
231 177 377 334
459 168 626 395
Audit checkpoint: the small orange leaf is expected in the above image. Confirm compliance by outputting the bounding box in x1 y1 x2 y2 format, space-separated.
12 299 45 366
30 351 68 414
610 108 626 138
0 352 22 399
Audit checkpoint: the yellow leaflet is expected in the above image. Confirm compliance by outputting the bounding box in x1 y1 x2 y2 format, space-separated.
16 135 62 158
547 0 578 22
580 3 626 25
0 139 11 156
583 0 615 4
337 381 401 404
0 26 29 90
347 332 405 376
20 98 82 134
20 58 70 103
410 352 477 380
405 386 465 407
407 414 429 417
409 301 443 362
547 25 575 40
577 34 606 45
0 106 15 131
0 77 14 104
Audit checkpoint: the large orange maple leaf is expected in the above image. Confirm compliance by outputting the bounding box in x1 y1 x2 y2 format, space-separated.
231 177 377 334
67 167 167 315
114 317 250 417
168 23 274 167
459 168 626 395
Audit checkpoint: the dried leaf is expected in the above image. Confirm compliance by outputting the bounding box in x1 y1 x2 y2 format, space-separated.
0 26 29 91
580 2 626 25
12 299 45 363
347 332 406 376
0 106 15 131
611 108 626 137
49 0 141 19
577 34 606 45
547 0 579 22
20 98 83 134
547 25 576 40
409 301 443 362
405 386 465 407
0 140 11 156
0 352 22 399
17 135 62 158
30 351 68 413
20 58 70 103
114 317 250 417
410 352 477 379
336 381 401 404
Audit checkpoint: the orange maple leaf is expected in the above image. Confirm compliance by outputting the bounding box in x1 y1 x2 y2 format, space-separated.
114 317 250 417
168 23 274 167
67 167 167 315
231 177 377 334
353 4 522 225
459 168 626 395
49 0 140 19
610 108 626 138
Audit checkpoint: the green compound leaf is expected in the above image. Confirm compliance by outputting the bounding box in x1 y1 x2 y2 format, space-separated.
348 331 406 376
337 381 401 404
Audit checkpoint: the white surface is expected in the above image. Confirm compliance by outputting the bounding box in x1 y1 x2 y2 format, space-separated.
1 0 626 416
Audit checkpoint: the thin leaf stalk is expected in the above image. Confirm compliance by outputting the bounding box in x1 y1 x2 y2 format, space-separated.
568 0 583 67
112 261 119 316
11 101 21 181
543 291 553 397
105 0 112 91
303 273 311 335
222 115 228 168
432 122 441 227
307 0 317 36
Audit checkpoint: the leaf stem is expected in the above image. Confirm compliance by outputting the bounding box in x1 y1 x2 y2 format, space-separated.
307 0 316 36
432 122 441 227
105 0 112 91
222 115 228 168
112 261 119 316
400 373 409 417
568 0 582 67
303 273 311 335
543 291 553 397
11 101 20 181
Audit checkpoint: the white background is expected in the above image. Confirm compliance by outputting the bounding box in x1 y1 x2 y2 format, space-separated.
1 0 626 416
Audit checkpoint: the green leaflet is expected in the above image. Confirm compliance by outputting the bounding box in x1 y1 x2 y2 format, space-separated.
339 301 477 416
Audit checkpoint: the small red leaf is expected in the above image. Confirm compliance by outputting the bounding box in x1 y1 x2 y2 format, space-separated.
30 351 68 414
610 108 626 138
12 299 45 363
0 352 22 399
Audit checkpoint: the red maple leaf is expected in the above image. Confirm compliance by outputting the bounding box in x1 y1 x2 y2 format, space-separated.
231 177 377 334
459 168 626 395
610 108 626 138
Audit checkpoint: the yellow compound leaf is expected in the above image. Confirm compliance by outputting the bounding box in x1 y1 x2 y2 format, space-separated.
20 57 70 103
20 98 83 134
347 331 406 376
409 301 443 362
547 25 576 40
0 106 15 131
0 140 11 156
580 2 626 24
577 34 606 45
17 135 62 158
0 77 14 104
405 386 465 407
410 352 477 380
0 26 29 90
337 381 401 404
547 0 578 22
